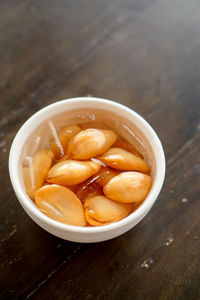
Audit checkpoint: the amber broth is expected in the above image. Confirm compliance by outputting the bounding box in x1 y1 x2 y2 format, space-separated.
21 108 155 225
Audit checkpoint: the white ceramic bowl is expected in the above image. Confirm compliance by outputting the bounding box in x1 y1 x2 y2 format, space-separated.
9 97 165 243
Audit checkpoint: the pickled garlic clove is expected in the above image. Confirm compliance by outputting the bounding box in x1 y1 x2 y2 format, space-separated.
84 196 133 226
98 147 150 173
76 167 118 202
114 137 143 159
51 124 81 160
85 211 110 226
47 160 101 186
103 172 152 203
33 150 53 188
23 150 53 200
23 167 35 200
67 128 117 160
35 185 86 226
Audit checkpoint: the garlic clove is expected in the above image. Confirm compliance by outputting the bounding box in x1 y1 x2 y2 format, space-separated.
35 184 86 226
84 196 133 226
98 147 150 173
51 124 81 160
67 128 117 160
103 171 151 203
47 160 101 186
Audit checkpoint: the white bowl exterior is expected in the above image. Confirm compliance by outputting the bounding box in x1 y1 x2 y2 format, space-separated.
21 199 150 243
9 97 165 243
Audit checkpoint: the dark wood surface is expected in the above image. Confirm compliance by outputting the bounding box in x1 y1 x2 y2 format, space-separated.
1 0 200 299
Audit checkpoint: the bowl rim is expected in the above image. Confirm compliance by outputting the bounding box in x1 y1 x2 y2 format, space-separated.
9 97 166 234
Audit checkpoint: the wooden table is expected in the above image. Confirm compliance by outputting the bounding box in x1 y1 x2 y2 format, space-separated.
1 1 200 299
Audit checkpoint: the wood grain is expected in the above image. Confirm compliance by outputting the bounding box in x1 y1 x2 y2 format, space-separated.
0 0 200 299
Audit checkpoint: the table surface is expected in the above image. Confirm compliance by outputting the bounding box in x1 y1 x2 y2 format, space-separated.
1 1 200 299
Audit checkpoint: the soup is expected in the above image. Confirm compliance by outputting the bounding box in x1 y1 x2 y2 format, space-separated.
21 108 154 227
